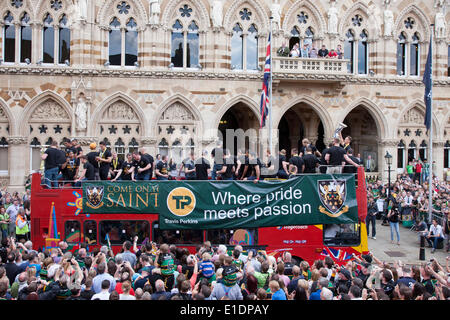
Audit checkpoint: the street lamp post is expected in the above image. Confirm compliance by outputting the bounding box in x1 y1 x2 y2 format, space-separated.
384 151 392 202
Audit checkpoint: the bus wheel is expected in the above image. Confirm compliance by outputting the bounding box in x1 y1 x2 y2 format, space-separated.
292 256 303 266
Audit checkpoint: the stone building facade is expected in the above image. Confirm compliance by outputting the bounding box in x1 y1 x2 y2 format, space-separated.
0 0 449 191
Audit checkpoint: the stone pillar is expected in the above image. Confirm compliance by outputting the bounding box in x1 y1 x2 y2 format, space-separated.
377 139 398 183
433 141 445 180
383 36 397 76
7 136 28 192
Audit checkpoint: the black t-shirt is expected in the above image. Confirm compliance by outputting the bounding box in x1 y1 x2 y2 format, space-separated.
65 146 77 158
141 153 154 169
303 154 319 173
44 148 61 170
221 162 234 179
327 146 346 166
110 158 123 171
83 162 95 180
121 161 134 180
135 156 151 175
289 156 304 174
183 158 196 179
87 151 99 168
195 157 210 180
320 148 329 165
156 161 169 176
318 48 329 57
73 146 83 156
63 158 80 181
248 158 261 177
238 156 249 178
278 155 287 172
343 156 359 173
98 149 112 169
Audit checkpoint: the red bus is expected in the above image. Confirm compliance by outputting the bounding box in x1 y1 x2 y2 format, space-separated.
30 168 369 265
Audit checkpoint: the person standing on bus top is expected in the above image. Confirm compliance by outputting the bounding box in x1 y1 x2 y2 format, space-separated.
109 152 122 181
325 138 359 174
111 153 135 182
132 151 152 181
86 143 99 180
195 150 211 180
71 139 83 159
179 151 196 180
15 208 29 243
63 138 76 158
96 141 112 181
343 149 360 174
211 142 224 181
244 152 261 182
299 139 321 158
288 148 304 176
61 151 79 183
74 155 95 186
216 149 234 181
139 148 154 180
42 140 62 188
302 147 320 174
277 150 290 179
155 155 170 180
235 149 249 180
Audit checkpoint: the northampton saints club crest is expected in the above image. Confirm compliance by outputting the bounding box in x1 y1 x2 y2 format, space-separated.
317 180 349 218
86 186 104 209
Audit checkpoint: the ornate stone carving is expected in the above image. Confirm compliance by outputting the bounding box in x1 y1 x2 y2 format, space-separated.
140 137 157 145
0 107 6 120
75 95 87 131
149 0 161 25
401 108 425 125
383 0 394 37
377 139 398 147
327 0 338 35
31 100 69 121
211 0 223 29
75 137 97 146
104 102 138 121
7 136 27 145
160 103 194 121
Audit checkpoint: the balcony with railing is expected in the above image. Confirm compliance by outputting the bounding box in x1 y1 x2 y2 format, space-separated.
272 57 350 79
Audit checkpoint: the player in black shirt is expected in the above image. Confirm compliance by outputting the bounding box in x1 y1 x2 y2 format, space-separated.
261 149 277 179
139 148 154 180
299 139 321 158
109 152 123 180
288 148 304 177
133 151 152 180
339 132 352 153
71 139 83 158
343 148 360 174
61 151 79 183
195 150 211 180
111 153 135 181
86 144 99 180
216 149 234 180
42 140 63 188
245 152 261 182
96 141 112 180
155 155 170 180
277 150 290 179
235 149 249 180
319 143 332 174
325 138 360 174
302 147 320 173
74 156 95 186
211 143 224 180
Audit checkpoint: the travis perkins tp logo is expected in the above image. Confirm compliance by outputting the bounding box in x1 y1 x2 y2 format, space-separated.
167 187 196 217
86 186 104 209
317 180 348 218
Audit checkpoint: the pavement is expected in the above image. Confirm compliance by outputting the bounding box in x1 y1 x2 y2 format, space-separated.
367 219 448 267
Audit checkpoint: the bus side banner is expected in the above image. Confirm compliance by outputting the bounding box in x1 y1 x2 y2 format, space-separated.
82 175 359 229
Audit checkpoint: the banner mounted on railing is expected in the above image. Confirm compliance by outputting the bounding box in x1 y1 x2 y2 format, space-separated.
82 175 359 229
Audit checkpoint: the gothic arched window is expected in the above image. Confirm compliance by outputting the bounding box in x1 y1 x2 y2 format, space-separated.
109 17 122 66
42 13 55 63
58 14 70 64
20 12 32 63
3 11 15 63
231 23 243 70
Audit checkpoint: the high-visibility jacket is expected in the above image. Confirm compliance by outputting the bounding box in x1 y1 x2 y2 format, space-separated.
15 215 29 235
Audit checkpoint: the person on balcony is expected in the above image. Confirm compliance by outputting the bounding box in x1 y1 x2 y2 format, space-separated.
318 45 328 58
336 45 344 59
290 43 300 58
309 45 318 58
276 42 289 57
300 44 310 58
327 48 338 59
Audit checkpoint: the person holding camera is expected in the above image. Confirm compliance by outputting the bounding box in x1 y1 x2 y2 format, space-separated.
387 195 401 245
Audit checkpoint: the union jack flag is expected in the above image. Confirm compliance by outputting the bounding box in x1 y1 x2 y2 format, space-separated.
321 247 353 262
259 33 271 128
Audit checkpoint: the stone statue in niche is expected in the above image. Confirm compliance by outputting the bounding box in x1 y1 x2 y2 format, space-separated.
327 0 338 34
76 0 87 20
75 94 87 131
211 0 224 28
383 0 394 37
271 0 281 31
435 1 447 39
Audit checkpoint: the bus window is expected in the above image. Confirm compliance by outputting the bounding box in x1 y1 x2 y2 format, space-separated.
99 220 150 245
207 229 258 246
152 222 203 245
323 224 360 246
65 220 81 243
84 220 97 245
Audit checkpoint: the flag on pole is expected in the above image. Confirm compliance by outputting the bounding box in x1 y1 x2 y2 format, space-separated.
423 35 432 132
259 33 271 128
105 233 111 249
